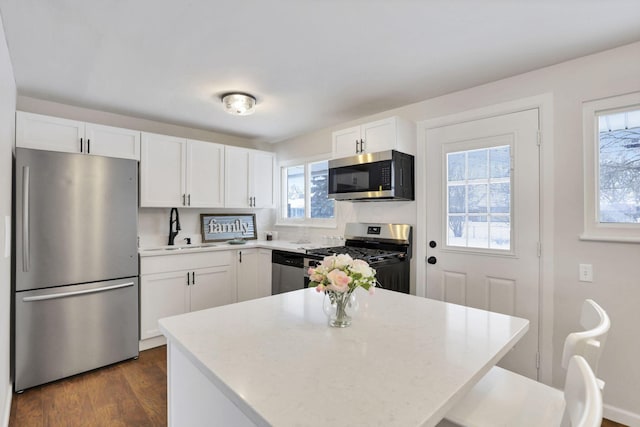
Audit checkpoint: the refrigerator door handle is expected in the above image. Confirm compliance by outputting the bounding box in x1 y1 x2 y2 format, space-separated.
22 166 30 272
22 282 135 302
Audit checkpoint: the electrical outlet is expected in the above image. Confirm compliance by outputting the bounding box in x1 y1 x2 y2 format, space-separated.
579 264 593 282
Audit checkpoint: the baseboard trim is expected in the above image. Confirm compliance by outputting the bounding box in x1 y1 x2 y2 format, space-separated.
2 383 11 427
605 403 640 427
139 336 166 351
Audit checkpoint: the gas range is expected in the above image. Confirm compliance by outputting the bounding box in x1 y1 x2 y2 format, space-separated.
305 223 412 294
306 245 407 265
305 223 412 264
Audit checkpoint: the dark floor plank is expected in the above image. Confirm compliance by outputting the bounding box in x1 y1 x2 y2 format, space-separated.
9 347 167 427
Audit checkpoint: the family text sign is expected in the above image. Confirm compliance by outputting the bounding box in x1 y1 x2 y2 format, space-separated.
200 214 257 242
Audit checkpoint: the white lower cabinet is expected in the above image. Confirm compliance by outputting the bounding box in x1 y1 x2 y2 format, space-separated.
236 248 272 302
140 251 235 346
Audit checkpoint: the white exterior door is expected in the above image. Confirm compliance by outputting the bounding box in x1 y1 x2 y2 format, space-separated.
425 109 540 379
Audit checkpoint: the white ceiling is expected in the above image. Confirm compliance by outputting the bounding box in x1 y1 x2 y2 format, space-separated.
1 1 639 143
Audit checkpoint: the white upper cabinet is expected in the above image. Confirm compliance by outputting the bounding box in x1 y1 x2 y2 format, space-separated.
225 146 275 208
140 132 225 208
332 116 415 158
85 123 141 160
251 150 276 208
16 111 140 160
140 133 186 207
224 146 250 208
186 140 225 208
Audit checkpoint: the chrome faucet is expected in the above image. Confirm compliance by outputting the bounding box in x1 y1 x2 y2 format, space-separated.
168 208 181 245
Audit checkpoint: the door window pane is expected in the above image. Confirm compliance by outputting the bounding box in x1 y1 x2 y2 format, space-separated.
448 185 466 213
447 152 465 181
446 146 512 250
598 109 640 223
468 184 488 213
490 146 510 178
490 183 510 213
468 149 488 180
285 165 304 218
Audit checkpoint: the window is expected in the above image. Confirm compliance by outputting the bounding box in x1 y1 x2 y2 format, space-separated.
582 92 640 242
279 157 335 226
446 145 511 250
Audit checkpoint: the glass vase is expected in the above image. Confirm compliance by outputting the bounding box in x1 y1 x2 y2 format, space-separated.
323 289 358 328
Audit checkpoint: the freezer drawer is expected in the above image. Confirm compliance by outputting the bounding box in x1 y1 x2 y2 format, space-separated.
14 278 139 391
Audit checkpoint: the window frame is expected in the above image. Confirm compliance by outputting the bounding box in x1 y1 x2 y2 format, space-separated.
442 136 516 256
276 155 337 228
582 91 640 242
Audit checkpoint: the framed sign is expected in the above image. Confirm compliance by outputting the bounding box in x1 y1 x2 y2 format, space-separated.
200 213 257 242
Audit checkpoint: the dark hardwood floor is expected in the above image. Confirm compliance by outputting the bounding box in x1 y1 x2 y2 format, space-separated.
9 346 167 427
8 345 628 426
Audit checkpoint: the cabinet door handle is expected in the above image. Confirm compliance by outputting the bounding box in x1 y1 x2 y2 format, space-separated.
182 194 186 206
192 271 195 285
360 139 365 153
355 140 359 153
188 194 191 206
187 272 190 285
87 139 90 154
239 251 242 263
80 137 83 153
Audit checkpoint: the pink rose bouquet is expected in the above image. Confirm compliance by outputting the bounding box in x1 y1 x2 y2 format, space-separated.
307 253 377 295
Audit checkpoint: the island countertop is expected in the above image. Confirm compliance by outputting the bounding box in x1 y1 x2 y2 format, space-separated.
159 288 529 427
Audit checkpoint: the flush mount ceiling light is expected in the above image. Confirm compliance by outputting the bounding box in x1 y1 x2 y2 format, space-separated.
221 93 256 116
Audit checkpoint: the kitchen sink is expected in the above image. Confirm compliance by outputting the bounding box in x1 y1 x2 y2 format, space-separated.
143 244 216 252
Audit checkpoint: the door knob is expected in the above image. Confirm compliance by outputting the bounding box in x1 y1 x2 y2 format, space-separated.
427 256 437 265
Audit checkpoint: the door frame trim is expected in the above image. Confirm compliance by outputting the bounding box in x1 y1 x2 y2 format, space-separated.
416 93 554 384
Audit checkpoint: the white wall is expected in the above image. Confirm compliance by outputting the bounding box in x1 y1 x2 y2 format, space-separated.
274 41 640 424
0 12 15 427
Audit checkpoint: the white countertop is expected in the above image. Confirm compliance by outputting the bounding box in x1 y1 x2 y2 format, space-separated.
159 288 529 427
138 240 333 257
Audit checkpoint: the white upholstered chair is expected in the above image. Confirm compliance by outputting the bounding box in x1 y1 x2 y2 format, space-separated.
440 299 609 427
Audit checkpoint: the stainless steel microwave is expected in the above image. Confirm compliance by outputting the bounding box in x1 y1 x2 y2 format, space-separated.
327 150 414 201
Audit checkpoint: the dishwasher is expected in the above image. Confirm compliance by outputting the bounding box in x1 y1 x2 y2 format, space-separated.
271 250 307 295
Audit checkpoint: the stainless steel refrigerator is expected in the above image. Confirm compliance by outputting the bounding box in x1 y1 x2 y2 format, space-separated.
13 148 139 391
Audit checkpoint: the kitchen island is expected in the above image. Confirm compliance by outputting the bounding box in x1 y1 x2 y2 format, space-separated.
159 288 529 427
